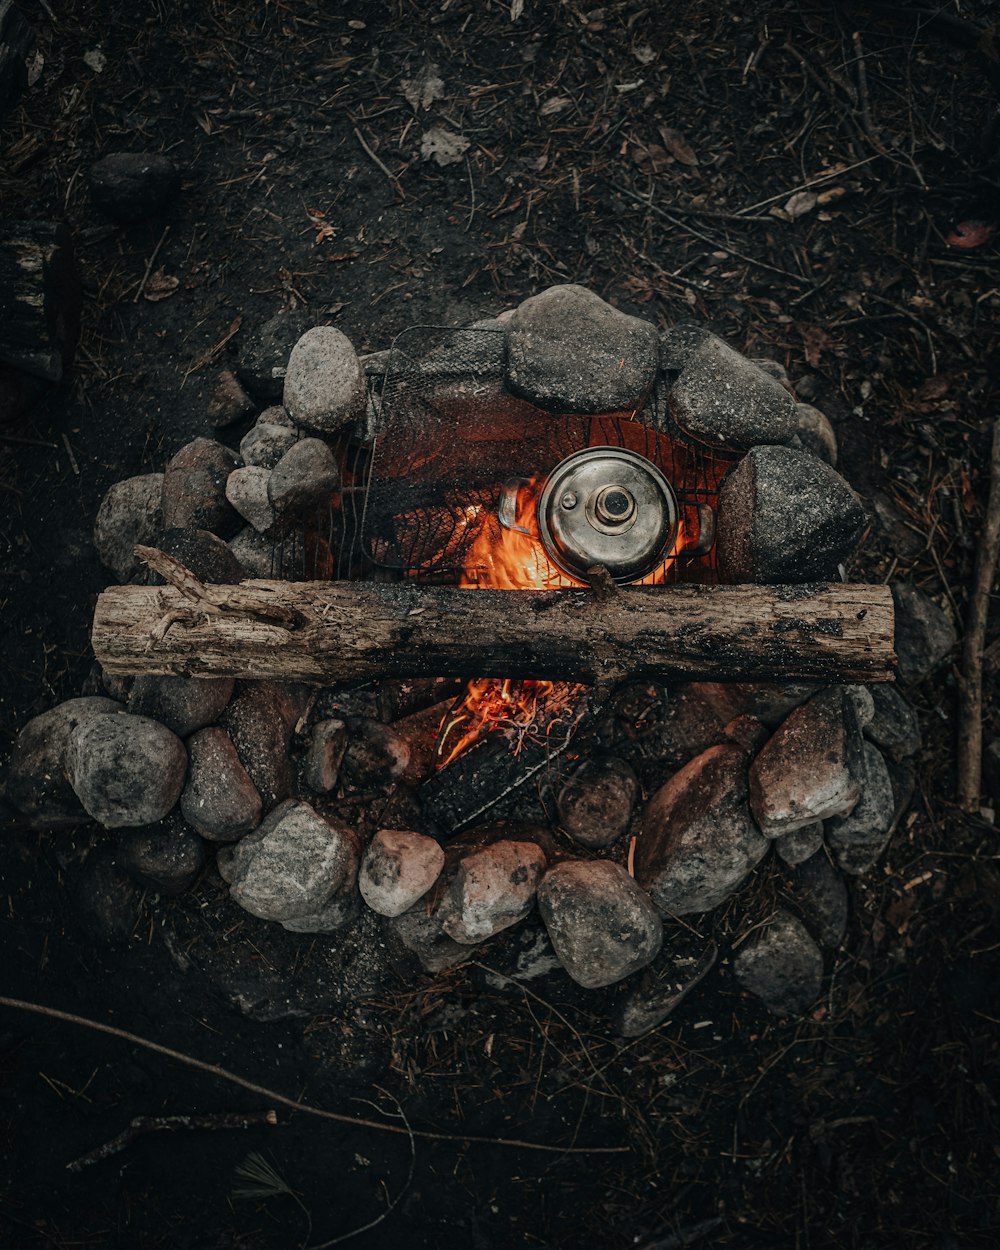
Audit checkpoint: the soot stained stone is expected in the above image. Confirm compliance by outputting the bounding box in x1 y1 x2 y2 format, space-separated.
128 674 234 738
439 839 547 943
66 714 187 829
161 437 242 538
154 528 245 584
748 687 863 836
342 717 411 788
121 815 205 895
283 326 367 432
230 526 283 578
88 152 180 223
733 908 824 1015
359 829 446 918
227 800 359 930
221 681 302 811
891 583 958 682
774 821 824 867
537 860 663 989
240 416 299 469
238 310 318 402
303 718 349 794
503 284 659 414
556 756 639 849
612 936 718 1037
864 685 921 763
93 474 164 582
6 697 124 821
72 848 143 945
391 901 475 974
715 445 867 583
786 850 849 949
662 325 798 450
206 369 254 428
791 403 838 465
181 726 262 841
692 681 818 730
635 744 770 915
226 465 276 533
824 741 895 876
268 437 339 517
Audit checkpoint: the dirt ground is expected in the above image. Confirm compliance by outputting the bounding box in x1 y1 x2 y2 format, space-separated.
2 1 1000 1247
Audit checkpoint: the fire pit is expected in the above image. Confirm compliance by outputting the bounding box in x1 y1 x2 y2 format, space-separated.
7 283 917 1028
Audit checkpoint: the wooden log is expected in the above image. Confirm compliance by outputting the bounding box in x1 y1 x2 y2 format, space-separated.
0 221 81 384
0 0 33 120
92 578 896 686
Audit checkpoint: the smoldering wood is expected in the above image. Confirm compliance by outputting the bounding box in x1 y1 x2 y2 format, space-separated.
0 221 82 383
92 576 896 685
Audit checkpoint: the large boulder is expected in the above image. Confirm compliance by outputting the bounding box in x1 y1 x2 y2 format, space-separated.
6 697 123 821
503 284 659 414
93 474 163 582
635 744 770 915
66 713 187 828
716 445 867 583
537 860 662 989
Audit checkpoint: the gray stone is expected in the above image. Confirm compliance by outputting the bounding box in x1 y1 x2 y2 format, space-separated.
268 437 339 517
89 152 179 223
359 829 445 918
206 369 254 428
342 717 411 788
537 860 662 989
283 326 367 432
615 683 727 785
120 815 205 895
303 718 348 794
220 681 300 811
238 311 318 403
181 726 261 841
865 685 921 762
556 756 638 849
825 741 894 876
786 850 849 948
240 419 299 469
504 284 659 414
733 909 824 1015
663 325 798 450
750 358 790 386
128 675 234 737
66 714 187 828
635 744 770 915
774 821 823 867
439 839 548 943
228 800 359 926
229 526 280 578
6 697 124 821
72 849 143 945
891 583 957 682
226 465 276 533
161 437 242 538
748 687 863 836
612 937 718 1037
723 715 769 753
154 528 245 584
693 681 817 730
93 474 164 582
391 902 474 974
280 891 361 933
716 445 867 583
845 684 875 729
791 403 838 465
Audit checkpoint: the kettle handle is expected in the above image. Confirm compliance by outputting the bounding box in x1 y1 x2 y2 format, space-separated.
498 478 532 535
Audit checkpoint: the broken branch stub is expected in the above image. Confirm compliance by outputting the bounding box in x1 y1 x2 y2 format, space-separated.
92 574 895 686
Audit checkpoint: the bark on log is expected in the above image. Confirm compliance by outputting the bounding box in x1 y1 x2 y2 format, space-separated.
0 221 81 384
92 579 896 686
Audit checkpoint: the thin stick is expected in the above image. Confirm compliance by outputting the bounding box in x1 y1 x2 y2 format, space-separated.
0 995 627 1156
67 1110 278 1172
957 417 1000 810
133 225 170 303
353 127 405 199
852 31 884 152
736 156 878 216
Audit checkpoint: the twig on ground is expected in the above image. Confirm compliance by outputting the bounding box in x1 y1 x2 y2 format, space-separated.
0 995 628 1156
353 127 405 199
636 1216 726 1250
957 417 1000 810
133 225 170 303
67 1110 278 1172
852 31 885 152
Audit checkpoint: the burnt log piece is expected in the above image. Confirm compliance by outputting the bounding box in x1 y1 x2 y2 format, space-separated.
0 221 81 392
0 0 33 119
92 575 896 686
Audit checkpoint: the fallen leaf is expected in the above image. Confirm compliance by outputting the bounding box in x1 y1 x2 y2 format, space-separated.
946 220 996 249
401 65 445 112
83 47 106 74
510 0 525 19
633 44 658 65
784 190 818 219
26 51 44 88
632 142 672 175
798 323 832 368
816 185 847 207
540 96 573 116
143 269 179 302
658 124 698 167
420 126 470 167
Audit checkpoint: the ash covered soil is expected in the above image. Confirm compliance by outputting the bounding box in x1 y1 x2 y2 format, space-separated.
2 2 1000 1248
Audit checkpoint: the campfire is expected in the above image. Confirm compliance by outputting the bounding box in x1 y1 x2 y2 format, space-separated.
8 283 910 1026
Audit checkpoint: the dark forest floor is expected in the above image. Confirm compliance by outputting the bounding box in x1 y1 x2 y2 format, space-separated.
1 2 999 1247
